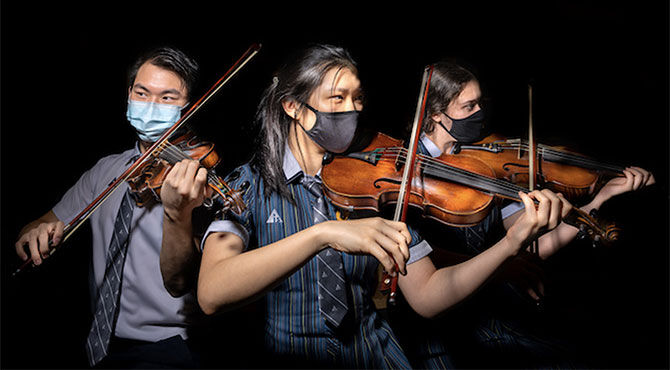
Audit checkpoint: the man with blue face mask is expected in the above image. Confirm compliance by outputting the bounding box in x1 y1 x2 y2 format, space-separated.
14 47 211 368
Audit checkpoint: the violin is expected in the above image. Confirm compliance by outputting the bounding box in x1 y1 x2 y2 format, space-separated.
453 134 625 205
127 129 245 214
321 131 620 245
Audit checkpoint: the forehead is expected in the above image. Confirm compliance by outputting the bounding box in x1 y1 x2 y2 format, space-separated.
453 80 481 103
316 67 360 92
133 62 187 93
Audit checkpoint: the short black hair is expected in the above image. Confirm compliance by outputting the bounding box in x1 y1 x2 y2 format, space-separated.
127 46 199 100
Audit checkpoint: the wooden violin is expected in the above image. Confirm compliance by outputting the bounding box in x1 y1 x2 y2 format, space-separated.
322 131 620 245
127 129 245 214
453 134 625 205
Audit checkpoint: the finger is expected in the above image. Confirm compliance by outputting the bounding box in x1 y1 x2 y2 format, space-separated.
556 193 573 219
192 168 209 201
179 160 199 193
621 169 635 190
373 231 407 275
52 221 65 246
385 220 412 245
37 227 51 259
530 190 550 227
165 160 185 188
646 172 656 186
379 220 411 261
627 167 645 190
27 235 42 266
366 243 398 276
518 192 536 218
541 189 562 230
15 238 29 261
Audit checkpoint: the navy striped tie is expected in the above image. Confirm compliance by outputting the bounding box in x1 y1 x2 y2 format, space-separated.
85 189 134 366
301 175 349 327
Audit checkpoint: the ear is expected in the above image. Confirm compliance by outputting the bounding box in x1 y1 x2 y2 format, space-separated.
431 112 443 123
281 99 300 120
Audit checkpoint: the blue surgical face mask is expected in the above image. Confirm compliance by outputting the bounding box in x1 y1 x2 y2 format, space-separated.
126 100 184 142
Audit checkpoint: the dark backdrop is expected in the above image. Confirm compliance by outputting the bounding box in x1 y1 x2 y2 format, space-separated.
2 1 668 368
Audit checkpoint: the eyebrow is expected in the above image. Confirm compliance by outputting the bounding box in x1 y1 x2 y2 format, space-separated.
133 83 183 96
459 98 479 106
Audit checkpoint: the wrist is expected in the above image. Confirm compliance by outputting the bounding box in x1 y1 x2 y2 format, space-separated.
582 196 604 214
310 221 333 253
163 206 193 225
500 234 522 258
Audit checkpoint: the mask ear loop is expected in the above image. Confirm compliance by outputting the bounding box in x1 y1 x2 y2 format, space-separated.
292 101 310 175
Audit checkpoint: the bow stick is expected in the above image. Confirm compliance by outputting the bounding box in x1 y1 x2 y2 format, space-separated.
384 65 434 304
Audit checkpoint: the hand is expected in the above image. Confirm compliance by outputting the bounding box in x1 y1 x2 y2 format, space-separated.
317 217 411 275
505 189 572 252
499 250 546 301
161 159 210 221
594 166 655 205
15 220 65 265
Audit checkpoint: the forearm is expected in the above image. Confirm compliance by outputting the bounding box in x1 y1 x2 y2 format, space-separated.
537 198 602 259
198 223 326 314
160 211 199 297
400 236 517 318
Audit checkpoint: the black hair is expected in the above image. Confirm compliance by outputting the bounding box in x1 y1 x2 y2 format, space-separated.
251 44 358 199
127 46 200 100
422 60 478 134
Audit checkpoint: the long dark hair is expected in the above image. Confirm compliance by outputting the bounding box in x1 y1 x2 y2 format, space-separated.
422 60 478 134
251 44 359 199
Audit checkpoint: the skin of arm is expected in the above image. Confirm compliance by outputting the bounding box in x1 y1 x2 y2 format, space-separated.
160 159 209 297
197 217 411 315
398 189 570 318
503 166 655 260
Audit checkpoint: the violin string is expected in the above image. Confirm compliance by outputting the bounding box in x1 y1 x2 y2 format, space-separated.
156 142 227 195
492 142 625 173
375 147 526 200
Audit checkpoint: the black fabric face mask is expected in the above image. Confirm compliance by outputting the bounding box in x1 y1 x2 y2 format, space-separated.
437 109 485 143
298 102 360 153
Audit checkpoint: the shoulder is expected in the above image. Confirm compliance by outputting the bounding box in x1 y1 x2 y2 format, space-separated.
90 147 139 173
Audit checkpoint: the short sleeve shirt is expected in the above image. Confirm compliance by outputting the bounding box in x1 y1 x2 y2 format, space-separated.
201 145 432 368
52 145 200 342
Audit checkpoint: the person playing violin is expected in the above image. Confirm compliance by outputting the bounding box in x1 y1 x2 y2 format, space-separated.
13 46 209 368
389 59 656 368
161 44 575 368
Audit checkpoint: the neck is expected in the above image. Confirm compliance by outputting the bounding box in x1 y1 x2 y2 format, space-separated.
288 121 325 177
139 140 151 154
426 128 456 155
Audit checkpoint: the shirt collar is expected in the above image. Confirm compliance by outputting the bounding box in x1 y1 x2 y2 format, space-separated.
283 142 323 184
420 134 445 157
283 142 304 184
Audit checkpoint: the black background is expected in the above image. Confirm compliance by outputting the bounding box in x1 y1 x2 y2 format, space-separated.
1 1 668 368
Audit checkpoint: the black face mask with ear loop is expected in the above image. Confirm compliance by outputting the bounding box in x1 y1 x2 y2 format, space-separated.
297 102 361 153
437 109 485 143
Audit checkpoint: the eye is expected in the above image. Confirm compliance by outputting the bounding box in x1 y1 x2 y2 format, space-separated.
329 95 344 101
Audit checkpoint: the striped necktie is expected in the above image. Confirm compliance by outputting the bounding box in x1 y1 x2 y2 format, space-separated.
301 175 349 327
85 189 135 366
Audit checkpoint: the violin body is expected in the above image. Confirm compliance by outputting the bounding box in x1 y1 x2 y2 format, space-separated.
323 132 497 227
455 134 622 204
128 131 221 207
